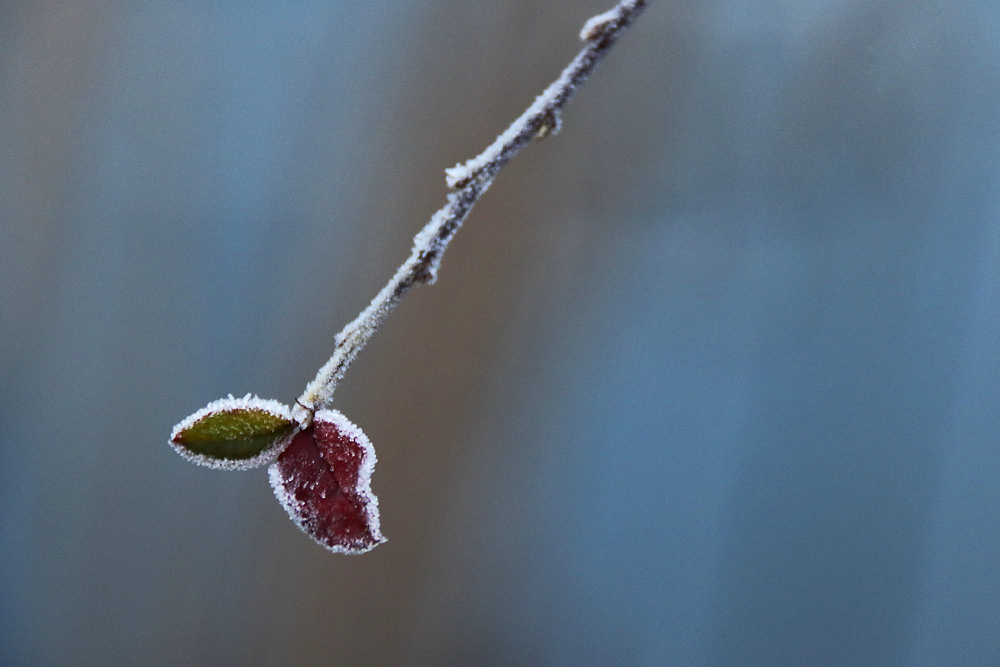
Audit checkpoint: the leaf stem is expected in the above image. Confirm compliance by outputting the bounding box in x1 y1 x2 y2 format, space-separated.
296 0 647 422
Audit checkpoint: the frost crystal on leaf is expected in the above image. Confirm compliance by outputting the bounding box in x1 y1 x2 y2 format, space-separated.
269 409 385 554
170 394 296 470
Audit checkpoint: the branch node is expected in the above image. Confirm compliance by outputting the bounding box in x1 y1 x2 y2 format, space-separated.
580 9 620 41
533 109 563 140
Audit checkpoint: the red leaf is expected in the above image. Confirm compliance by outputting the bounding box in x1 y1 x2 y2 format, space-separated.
268 409 385 554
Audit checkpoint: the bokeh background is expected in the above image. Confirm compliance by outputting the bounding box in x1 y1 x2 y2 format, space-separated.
3 0 1000 664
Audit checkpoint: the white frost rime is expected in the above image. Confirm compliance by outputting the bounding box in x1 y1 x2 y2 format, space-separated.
298 0 648 414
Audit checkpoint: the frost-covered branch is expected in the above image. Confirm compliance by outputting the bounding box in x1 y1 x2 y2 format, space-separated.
169 0 649 555
296 0 647 422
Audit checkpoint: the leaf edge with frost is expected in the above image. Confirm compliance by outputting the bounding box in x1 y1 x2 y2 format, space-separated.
268 408 385 554
170 394 298 470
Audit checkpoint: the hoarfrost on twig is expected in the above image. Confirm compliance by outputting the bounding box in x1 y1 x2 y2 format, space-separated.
297 0 648 417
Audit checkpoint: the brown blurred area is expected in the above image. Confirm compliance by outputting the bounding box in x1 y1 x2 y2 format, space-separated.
4 1 1000 665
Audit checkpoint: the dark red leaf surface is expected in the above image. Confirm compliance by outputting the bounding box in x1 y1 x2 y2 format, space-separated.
268 410 385 554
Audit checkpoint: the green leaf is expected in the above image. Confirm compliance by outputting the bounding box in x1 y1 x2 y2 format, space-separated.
170 395 297 470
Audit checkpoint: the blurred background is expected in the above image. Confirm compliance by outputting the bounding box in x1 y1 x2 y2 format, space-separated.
3 0 1000 664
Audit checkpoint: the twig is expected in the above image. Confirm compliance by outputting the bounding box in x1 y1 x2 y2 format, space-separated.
295 0 647 424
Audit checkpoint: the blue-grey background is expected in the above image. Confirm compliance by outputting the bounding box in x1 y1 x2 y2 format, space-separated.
3 0 1000 665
